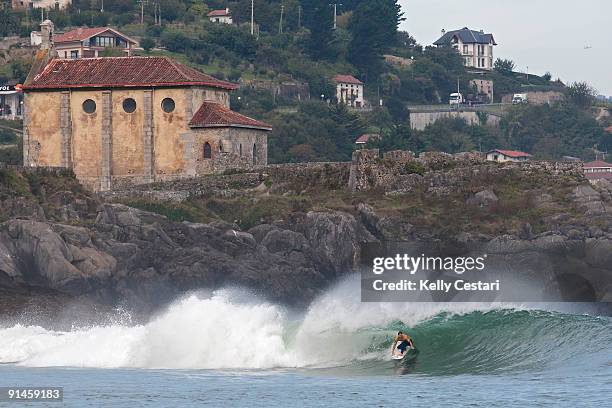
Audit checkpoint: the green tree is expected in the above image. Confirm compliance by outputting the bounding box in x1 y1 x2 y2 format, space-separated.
0 7 19 37
566 82 596 109
10 59 32 83
301 0 334 60
493 58 515 76
140 37 155 52
347 0 404 80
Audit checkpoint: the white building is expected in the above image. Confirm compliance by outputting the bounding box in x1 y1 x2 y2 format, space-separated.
208 8 233 24
584 160 612 181
486 149 532 163
12 0 71 10
334 75 364 108
434 27 497 70
0 84 23 120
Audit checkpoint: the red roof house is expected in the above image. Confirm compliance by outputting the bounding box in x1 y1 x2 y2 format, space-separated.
53 26 138 58
208 8 233 24
333 74 363 85
583 160 612 181
486 149 532 162
355 133 380 145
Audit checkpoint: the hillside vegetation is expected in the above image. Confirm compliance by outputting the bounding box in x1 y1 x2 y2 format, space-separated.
1 0 609 162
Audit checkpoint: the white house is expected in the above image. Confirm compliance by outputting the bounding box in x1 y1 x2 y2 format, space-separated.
334 74 364 108
355 133 380 146
486 149 532 163
208 8 233 24
12 0 71 10
584 160 612 181
52 24 138 59
434 27 496 70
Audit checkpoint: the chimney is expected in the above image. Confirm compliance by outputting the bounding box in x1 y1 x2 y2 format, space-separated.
480 29 484 34
40 19 54 51
441 29 446 35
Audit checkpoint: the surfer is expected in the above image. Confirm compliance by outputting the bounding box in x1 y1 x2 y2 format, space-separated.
392 331 414 357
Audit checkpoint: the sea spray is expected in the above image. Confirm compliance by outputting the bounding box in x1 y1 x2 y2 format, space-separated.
0 275 610 373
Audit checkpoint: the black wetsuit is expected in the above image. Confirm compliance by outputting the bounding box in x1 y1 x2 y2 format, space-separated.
397 340 411 353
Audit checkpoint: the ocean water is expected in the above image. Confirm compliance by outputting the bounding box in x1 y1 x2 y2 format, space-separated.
1 276 611 407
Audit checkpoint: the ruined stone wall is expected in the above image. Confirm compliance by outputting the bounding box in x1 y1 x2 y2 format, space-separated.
349 149 583 194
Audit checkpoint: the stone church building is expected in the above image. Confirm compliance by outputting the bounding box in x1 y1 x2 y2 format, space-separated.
23 50 271 191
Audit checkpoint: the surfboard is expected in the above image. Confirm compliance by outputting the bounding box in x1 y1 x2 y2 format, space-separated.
392 342 418 361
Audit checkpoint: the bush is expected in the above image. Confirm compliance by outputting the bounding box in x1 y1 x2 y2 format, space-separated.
140 37 155 52
403 161 426 175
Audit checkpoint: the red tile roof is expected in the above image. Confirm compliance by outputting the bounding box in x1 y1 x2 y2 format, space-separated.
333 74 363 85
189 101 272 130
355 133 380 144
488 149 532 158
55 27 136 44
584 160 612 168
208 9 231 17
23 57 238 90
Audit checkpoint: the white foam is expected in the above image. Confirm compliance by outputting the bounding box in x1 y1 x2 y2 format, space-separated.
0 275 580 369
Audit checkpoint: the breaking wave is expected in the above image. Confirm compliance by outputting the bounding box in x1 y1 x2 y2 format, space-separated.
1 276 610 374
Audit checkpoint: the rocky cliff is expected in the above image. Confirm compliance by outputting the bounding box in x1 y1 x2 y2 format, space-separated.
1 154 611 319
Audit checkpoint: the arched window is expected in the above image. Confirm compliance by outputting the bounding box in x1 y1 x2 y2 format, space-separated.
239 143 242 156
203 142 212 159
219 141 223 152
252 143 257 165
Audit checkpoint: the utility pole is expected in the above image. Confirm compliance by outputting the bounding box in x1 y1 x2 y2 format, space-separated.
101 0 104 13
278 3 284 34
153 0 161 25
329 2 342 29
137 0 148 25
251 0 255 36
298 5 301 28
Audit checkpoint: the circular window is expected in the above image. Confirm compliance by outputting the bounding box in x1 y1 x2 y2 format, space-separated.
82 99 96 114
123 98 136 113
161 97 175 113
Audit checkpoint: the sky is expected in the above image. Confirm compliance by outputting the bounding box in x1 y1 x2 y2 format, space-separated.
399 0 612 96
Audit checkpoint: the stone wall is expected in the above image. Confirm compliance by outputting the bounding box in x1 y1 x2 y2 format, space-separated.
501 91 564 105
349 148 584 194
409 110 500 131
103 161 350 202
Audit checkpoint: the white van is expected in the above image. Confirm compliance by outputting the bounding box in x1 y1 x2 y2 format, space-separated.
512 93 528 104
449 93 463 105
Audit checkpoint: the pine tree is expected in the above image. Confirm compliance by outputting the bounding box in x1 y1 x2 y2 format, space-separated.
348 0 404 80
301 0 335 60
